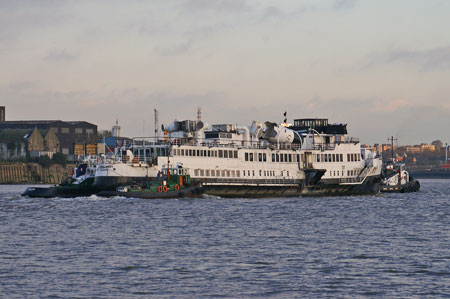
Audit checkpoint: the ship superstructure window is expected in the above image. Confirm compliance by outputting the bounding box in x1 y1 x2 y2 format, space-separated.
61 128 70 133
249 153 253 161
258 153 262 162
288 155 292 162
219 150 223 158
263 153 266 162
245 153 249 161
224 150 228 158
75 128 83 134
276 154 279 162
236 171 240 177
234 151 238 159
272 154 275 162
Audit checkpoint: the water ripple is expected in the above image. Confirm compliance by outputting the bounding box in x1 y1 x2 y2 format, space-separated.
1 180 450 298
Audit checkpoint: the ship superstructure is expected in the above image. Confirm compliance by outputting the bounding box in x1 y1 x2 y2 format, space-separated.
94 115 382 197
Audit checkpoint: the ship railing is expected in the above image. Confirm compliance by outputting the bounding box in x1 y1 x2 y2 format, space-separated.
310 144 336 151
339 166 375 185
201 178 301 185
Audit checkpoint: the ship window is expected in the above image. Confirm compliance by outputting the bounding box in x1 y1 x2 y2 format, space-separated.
231 170 235 177
332 154 336 162
249 153 253 161
287 171 289 176
347 153 350 161
227 170 230 177
219 150 223 158
236 171 240 177
245 152 249 161
224 150 228 158
297 154 300 162
324 154 328 162
263 153 267 162
229 151 233 158
301 154 305 162
200 170 204 176
284 154 288 162
272 154 275 162
248 170 251 176
206 170 210 176
243 170 245 176
280 154 284 162
259 170 262 176
194 169 199 176
340 154 343 162
188 149 191 156
336 154 339 162
252 170 255 176
234 151 238 159
61 127 69 133
358 154 361 161
264 170 266 176
347 170 350 176
276 154 279 162
258 153 261 161
289 154 292 163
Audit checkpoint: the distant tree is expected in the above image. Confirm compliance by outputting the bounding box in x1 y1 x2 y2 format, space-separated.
37 155 53 168
98 130 112 140
432 140 443 149
52 152 67 166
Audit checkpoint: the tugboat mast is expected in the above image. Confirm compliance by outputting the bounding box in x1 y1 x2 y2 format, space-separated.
388 136 397 162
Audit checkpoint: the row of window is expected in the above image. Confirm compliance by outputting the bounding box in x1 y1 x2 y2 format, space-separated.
192 169 290 178
173 148 238 159
174 148 361 164
246 152 298 163
50 127 94 134
328 169 359 177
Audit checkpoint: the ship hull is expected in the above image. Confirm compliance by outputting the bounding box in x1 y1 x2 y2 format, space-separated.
201 175 381 198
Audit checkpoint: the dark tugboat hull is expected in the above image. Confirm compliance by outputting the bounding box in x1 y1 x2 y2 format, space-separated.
97 186 204 199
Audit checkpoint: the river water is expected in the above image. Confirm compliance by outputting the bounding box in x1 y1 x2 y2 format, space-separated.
1 180 449 298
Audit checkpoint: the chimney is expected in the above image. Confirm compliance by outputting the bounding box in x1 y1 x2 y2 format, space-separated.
0 106 4 122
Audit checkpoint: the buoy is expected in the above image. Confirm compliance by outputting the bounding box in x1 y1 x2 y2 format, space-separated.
163 186 168 192
174 184 179 191
158 186 162 192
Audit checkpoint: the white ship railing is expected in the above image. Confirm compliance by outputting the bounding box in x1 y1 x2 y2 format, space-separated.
201 178 301 186
339 166 375 185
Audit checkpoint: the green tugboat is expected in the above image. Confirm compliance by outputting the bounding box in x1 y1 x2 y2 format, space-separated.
22 159 100 198
97 167 204 199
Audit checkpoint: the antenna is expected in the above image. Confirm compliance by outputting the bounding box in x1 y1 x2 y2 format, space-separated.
154 109 159 140
283 111 287 123
197 107 202 122
388 136 397 162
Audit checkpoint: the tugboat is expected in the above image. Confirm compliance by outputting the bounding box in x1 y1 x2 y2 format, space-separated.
381 162 420 193
380 136 420 193
22 157 100 198
97 166 204 199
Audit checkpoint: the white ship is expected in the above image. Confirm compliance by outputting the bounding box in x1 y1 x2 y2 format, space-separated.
93 115 383 197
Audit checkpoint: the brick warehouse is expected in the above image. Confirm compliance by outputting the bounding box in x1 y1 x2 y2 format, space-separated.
0 119 97 156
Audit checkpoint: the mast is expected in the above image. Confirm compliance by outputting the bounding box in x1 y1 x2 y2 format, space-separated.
388 136 397 162
154 109 159 141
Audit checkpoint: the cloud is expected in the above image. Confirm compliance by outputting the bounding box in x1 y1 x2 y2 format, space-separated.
363 46 450 71
155 41 192 56
44 49 79 62
332 0 358 11
181 0 249 13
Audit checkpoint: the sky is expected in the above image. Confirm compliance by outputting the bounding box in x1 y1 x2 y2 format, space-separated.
1 0 449 145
